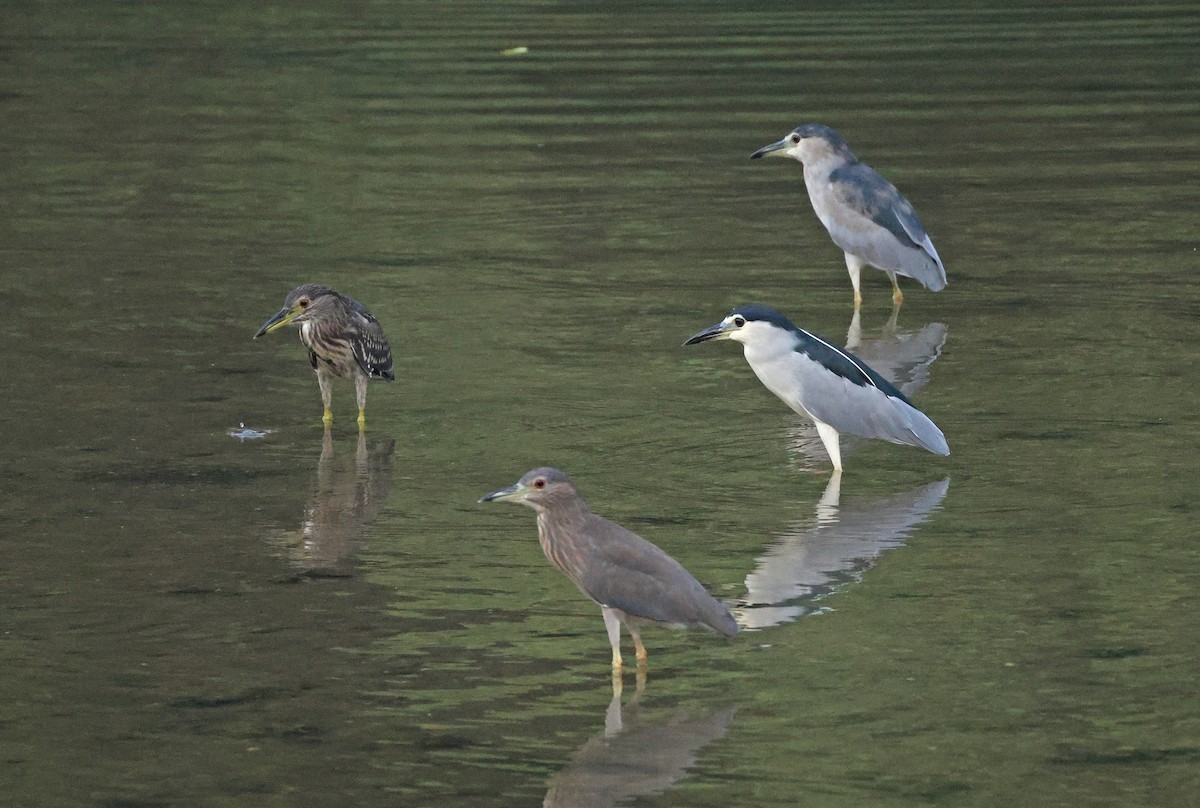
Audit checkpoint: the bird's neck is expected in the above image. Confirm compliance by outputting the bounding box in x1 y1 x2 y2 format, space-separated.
802 153 847 185
535 502 592 581
742 330 800 366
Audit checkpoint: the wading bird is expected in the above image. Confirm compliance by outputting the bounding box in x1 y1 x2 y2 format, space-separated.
479 467 738 670
752 124 946 307
254 284 393 427
685 304 948 471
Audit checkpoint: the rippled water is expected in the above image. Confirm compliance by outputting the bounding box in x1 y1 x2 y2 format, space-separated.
2 2 1198 805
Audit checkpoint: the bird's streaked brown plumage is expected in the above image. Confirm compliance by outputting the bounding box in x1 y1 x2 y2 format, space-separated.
254 283 394 427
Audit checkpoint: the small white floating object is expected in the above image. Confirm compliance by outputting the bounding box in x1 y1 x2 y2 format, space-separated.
502 46 529 56
228 423 273 441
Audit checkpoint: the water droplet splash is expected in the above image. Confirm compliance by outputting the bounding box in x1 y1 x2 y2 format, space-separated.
228 423 273 441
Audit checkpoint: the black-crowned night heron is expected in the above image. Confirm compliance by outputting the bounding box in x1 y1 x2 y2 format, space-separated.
479 467 738 670
254 284 394 427
684 305 949 472
752 123 947 308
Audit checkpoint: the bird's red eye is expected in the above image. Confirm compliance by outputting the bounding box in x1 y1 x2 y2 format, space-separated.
790 134 800 144
298 298 309 308
534 479 546 489
733 316 746 327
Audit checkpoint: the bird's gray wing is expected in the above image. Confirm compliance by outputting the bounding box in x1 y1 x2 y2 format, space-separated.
796 328 911 403
830 163 946 287
581 516 737 636
349 311 395 381
830 163 925 248
772 339 949 456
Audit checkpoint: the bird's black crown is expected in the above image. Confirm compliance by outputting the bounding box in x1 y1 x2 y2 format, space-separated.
729 304 800 332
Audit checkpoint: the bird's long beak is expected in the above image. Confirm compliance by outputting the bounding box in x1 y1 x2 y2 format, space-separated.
750 137 791 159
478 482 525 504
254 306 297 339
683 321 732 346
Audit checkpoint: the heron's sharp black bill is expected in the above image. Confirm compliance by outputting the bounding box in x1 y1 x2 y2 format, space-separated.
253 307 292 339
750 138 789 159
478 483 522 504
683 323 727 345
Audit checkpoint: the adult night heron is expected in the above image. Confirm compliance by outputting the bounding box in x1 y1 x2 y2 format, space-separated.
685 305 949 472
752 124 947 307
254 284 394 427
479 468 738 669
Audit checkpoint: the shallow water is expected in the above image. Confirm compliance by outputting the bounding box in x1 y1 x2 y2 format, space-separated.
2 2 1198 805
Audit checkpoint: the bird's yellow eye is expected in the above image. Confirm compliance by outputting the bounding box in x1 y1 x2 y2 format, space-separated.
733 316 746 327
534 479 546 489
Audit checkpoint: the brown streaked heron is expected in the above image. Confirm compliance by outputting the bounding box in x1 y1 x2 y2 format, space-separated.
479 468 738 670
685 305 949 472
752 123 947 308
254 284 394 427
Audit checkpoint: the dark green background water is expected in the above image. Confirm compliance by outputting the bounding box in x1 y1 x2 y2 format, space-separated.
2 2 1198 805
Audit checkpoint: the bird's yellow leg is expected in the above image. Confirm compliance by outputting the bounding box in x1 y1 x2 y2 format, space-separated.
629 627 648 668
317 370 334 426
889 273 904 306
354 375 369 430
845 253 865 310
602 607 624 670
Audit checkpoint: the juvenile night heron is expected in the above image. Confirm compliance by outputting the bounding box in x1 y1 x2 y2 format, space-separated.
479 468 738 670
752 123 947 308
254 284 394 427
685 305 949 472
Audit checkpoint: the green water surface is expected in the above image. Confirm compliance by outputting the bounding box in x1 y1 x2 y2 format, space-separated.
1 2 1198 806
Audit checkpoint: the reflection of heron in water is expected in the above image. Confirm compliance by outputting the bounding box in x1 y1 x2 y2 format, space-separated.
736 474 950 629
788 310 948 470
269 430 396 574
543 676 736 808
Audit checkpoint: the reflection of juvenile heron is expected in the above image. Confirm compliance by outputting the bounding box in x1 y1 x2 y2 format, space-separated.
736 475 950 629
787 312 948 470
270 430 396 573
543 681 735 808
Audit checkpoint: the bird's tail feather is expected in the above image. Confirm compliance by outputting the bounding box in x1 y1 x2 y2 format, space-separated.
904 407 950 456
704 600 740 638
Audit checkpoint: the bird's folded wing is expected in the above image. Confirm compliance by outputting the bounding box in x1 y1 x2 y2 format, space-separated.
582 517 713 624
830 163 926 250
350 318 395 380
